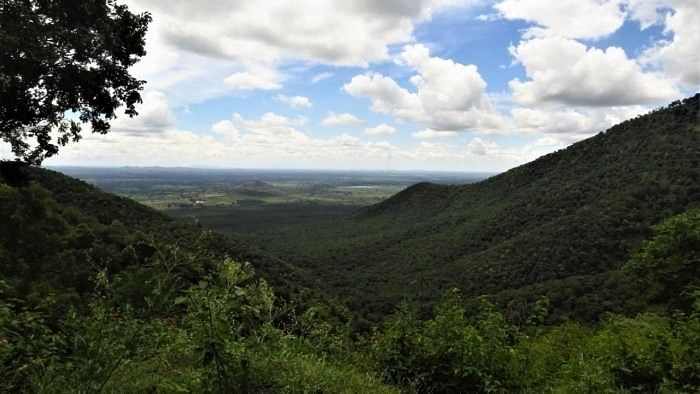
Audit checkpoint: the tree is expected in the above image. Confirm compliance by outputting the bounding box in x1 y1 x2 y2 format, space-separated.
0 0 151 164
625 208 700 308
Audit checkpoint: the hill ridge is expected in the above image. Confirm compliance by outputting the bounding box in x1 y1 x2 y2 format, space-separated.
370 93 699 217
250 94 699 321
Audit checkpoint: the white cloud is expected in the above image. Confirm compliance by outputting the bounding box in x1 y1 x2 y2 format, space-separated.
509 37 677 106
311 72 334 84
365 124 397 135
344 44 506 132
533 136 560 147
475 13 500 21
639 1 700 86
467 137 498 155
223 67 282 91
400 44 487 114
40 112 489 170
321 112 365 127
412 129 458 139
343 73 423 118
111 90 176 134
276 95 313 108
415 142 455 159
510 107 591 135
121 0 479 104
510 105 647 135
344 40 655 141
625 0 668 29
26 107 605 172
493 0 699 87
210 120 240 142
495 0 626 40
14 0 689 173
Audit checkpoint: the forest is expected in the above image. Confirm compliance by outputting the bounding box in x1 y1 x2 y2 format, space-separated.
1 0 700 391
1 95 699 392
176 94 700 325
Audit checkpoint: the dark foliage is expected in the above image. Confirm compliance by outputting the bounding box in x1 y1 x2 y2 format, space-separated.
222 95 700 322
1 97 699 392
0 165 347 322
0 0 151 163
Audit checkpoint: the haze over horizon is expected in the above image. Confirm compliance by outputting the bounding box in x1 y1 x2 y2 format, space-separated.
2 0 697 172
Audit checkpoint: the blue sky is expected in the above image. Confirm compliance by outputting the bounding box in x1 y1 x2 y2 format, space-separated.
16 0 697 171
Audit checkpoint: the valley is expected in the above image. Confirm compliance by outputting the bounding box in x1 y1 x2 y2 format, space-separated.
1 95 699 392
3 0 699 390
56 167 489 243
54 95 700 324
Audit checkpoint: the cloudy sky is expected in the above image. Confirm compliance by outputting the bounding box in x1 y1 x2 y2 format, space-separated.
26 1 700 171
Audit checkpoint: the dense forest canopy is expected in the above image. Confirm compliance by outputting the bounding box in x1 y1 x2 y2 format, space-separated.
183 94 700 324
1 96 699 392
1 0 699 391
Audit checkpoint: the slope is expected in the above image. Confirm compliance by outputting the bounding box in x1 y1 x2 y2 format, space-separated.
240 94 700 321
0 164 347 320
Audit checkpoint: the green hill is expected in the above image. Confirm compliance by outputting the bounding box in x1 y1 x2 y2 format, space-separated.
1 96 699 392
0 164 346 318
236 94 700 321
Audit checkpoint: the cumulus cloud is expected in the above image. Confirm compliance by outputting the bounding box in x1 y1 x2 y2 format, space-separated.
639 1 700 86
276 95 313 108
28 107 593 172
400 44 486 113
412 129 458 139
111 90 176 134
43 111 519 171
344 41 654 140
22 0 691 172
121 0 478 104
509 37 677 106
138 0 476 66
321 112 365 127
495 0 626 40
211 118 239 134
344 44 506 132
365 124 397 135
494 0 698 88
467 137 498 155
223 67 283 91
343 73 422 118
625 0 668 29
510 105 647 135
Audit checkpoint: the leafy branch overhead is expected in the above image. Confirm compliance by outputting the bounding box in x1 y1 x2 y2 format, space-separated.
0 0 151 164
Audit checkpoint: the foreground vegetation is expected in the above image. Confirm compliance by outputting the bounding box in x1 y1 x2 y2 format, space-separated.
3 0 695 390
197 95 698 323
2 204 699 392
1 97 698 391
2 159 700 391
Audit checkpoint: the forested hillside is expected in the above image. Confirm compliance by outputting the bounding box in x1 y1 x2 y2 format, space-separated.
3 0 698 389
0 164 346 319
226 95 700 322
2 168 699 391
1 96 700 392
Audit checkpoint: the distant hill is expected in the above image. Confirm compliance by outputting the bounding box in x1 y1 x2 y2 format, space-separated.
1 97 698 392
232 179 281 197
246 94 700 322
234 179 280 193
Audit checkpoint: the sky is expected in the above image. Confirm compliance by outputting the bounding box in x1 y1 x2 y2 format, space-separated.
9 0 700 171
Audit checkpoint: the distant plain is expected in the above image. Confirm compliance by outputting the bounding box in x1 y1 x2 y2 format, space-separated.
53 166 491 239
